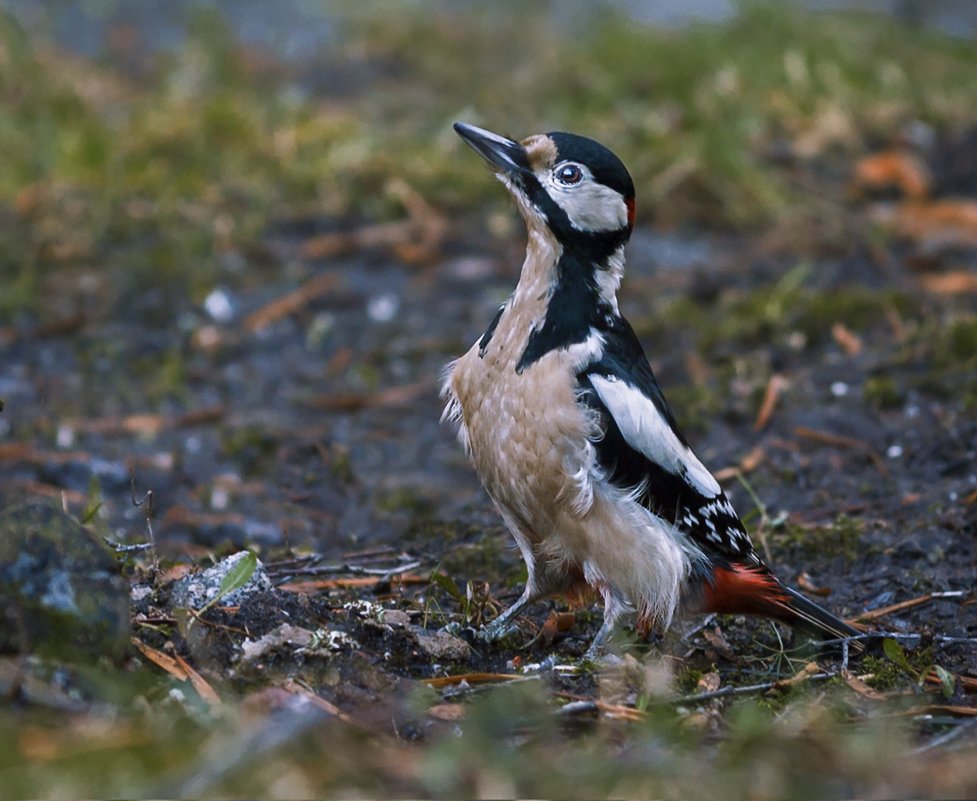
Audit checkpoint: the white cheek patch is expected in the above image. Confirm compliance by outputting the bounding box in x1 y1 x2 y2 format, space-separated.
589 374 722 498
540 167 629 233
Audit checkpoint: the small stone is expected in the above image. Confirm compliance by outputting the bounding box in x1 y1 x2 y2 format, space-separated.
381 609 411 628
130 585 153 602
204 287 234 323
411 627 470 661
168 550 272 611
241 623 315 662
367 293 399 322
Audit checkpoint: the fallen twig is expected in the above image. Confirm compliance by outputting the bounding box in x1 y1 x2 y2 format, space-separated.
713 446 766 483
269 559 422 579
68 405 225 437
278 574 428 592
421 672 522 688
669 664 831 705
831 322 863 356
793 425 888 475
754 373 789 431
301 379 434 413
282 678 353 724
556 699 645 722
855 591 967 623
103 538 154 554
299 179 446 266
912 718 977 754
244 273 339 332
901 704 977 718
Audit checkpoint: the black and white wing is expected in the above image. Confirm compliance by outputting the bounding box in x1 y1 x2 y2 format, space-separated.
578 316 756 563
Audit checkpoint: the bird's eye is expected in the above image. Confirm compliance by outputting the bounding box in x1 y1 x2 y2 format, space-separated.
555 164 583 186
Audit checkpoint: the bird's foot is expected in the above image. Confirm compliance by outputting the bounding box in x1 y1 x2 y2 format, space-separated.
475 617 520 644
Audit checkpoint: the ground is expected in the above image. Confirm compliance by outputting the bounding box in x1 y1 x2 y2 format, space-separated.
0 4 975 798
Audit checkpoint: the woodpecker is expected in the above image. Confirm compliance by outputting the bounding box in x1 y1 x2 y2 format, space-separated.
442 122 861 655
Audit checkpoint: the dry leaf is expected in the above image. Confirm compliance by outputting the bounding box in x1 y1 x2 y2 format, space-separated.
775 662 822 689
854 150 931 198
697 671 721 693
171 652 221 708
831 322 863 356
131 637 188 681
918 271 977 295
702 627 736 661
841 669 887 701
539 610 576 646
428 703 466 721
872 199 977 249
796 572 832 597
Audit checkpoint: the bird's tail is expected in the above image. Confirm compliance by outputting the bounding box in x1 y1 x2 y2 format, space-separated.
770 586 864 651
700 563 864 651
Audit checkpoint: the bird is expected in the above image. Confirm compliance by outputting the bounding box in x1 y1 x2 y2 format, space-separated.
441 122 862 656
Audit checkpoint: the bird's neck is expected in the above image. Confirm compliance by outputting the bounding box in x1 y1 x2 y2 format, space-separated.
513 223 625 319
509 225 626 373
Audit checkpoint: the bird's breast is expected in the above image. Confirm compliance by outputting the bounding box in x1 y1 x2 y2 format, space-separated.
446 308 598 532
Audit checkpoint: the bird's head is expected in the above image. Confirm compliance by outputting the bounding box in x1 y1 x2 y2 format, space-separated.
454 122 635 260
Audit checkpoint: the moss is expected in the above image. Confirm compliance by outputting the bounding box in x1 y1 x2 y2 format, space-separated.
771 514 865 562
945 318 977 362
219 425 279 476
675 666 706 695
374 487 433 517
863 375 904 409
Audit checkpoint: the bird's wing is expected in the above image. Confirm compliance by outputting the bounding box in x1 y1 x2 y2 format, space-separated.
579 317 756 563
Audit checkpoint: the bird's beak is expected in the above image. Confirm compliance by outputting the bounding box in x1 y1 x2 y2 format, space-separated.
454 122 530 178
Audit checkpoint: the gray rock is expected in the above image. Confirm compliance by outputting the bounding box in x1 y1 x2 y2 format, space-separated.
411 627 470 661
241 623 316 662
169 550 272 610
0 503 129 660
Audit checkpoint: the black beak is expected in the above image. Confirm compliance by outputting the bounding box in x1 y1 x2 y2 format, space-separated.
454 122 530 177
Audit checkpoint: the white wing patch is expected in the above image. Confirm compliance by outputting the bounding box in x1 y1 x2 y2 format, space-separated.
589 374 721 498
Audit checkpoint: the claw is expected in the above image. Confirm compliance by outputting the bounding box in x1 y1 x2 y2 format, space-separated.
476 617 519 643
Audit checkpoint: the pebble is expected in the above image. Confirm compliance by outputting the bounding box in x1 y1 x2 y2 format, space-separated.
168 550 273 610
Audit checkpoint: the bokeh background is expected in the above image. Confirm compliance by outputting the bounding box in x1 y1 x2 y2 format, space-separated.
1 1 975 797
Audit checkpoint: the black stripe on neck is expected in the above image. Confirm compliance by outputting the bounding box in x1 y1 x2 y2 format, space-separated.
515 249 614 373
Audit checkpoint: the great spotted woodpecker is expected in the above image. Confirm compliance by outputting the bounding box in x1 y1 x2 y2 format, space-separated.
442 122 861 655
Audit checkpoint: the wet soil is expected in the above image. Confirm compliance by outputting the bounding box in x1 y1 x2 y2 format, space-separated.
2 192 975 664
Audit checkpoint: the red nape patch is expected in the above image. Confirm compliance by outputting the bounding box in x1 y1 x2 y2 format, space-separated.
700 564 791 618
625 196 636 229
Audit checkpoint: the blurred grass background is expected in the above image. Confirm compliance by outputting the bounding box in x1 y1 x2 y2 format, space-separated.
2 0 976 320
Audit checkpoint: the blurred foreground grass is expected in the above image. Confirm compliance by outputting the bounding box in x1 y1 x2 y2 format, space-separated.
1 660 970 799
2 2 977 320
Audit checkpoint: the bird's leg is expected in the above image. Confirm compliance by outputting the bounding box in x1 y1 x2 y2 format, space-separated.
476 584 542 643
478 544 575 644
582 587 628 661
